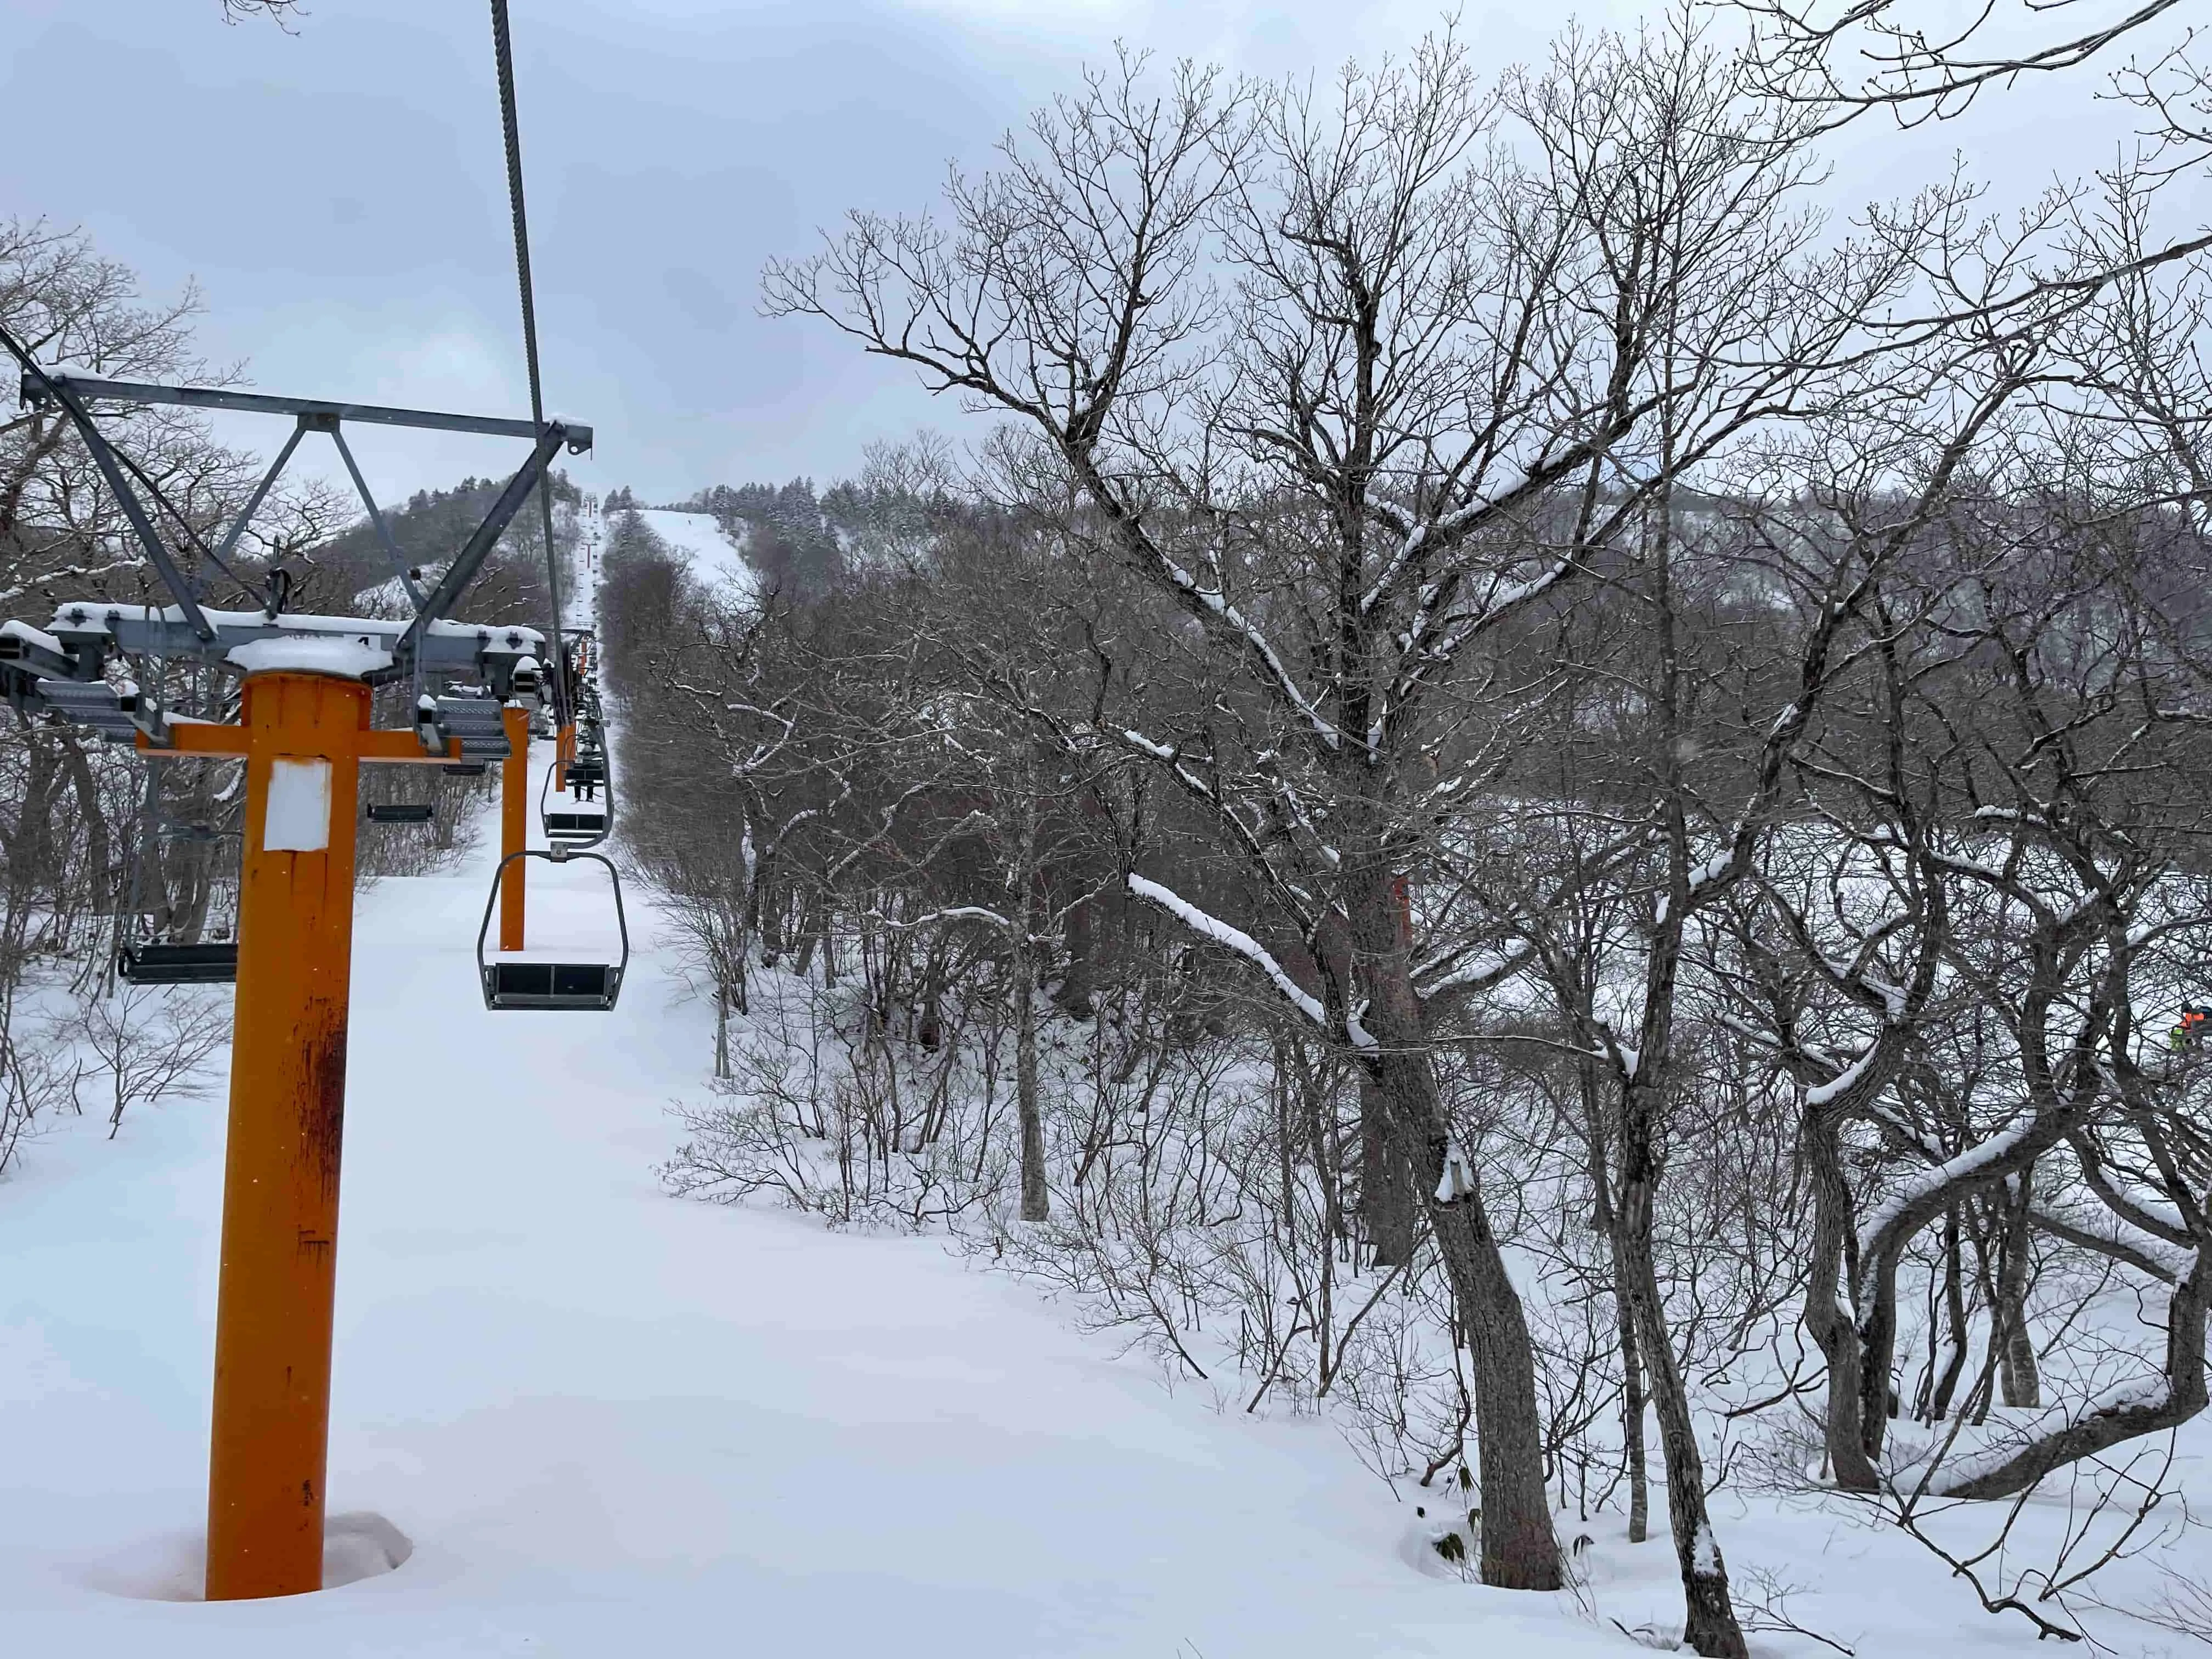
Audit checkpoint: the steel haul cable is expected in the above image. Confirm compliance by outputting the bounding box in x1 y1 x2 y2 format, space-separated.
488 0 572 729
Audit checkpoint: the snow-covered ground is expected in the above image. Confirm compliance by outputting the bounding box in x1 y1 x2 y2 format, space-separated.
636 507 755 603
6 761 1662 1659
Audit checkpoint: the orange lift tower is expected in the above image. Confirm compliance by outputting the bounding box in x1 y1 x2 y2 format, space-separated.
0 351 588 1600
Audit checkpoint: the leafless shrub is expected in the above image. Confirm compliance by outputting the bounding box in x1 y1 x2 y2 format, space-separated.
74 984 228 1138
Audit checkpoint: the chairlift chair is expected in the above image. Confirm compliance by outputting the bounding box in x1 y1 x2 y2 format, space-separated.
475 848 628 1011
538 750 612 849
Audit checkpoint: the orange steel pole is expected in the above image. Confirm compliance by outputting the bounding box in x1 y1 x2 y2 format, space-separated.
499 703 529 950
204 670 368 1601
555 720 575 793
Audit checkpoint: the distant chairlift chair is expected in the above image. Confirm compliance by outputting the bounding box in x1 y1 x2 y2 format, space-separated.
540 747 610 845
116 796 241 985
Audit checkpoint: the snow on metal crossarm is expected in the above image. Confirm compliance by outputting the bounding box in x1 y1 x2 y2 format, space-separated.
228 637 395 679
48 602 545 648
0 618 66 657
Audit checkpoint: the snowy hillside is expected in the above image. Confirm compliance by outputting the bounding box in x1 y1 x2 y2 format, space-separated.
636 507 756 603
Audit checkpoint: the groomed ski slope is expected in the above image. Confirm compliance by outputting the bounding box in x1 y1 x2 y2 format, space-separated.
1 736 1657 1659
635 507 755 601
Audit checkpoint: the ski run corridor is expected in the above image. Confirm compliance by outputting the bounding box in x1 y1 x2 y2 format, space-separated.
0 727 1629 1658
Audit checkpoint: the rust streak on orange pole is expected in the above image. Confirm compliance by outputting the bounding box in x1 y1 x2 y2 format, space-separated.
499 703 528 951
204 671 366 1601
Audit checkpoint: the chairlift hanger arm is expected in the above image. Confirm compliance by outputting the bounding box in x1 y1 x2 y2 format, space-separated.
22 371 592 450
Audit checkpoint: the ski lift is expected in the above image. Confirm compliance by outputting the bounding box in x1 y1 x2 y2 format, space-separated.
509 655 544 710
545 806 605 843
474 848 628 1011
443 760 489 778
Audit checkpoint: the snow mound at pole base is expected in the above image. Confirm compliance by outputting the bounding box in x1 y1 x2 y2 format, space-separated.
80 1513 413 1601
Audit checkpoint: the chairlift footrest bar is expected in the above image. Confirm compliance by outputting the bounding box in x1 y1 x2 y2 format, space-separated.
36 678 155 743
436 695 512 760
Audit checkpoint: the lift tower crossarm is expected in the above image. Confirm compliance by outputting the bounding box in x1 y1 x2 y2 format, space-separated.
392 421 572 669
13 365 218 642
21 371 594 451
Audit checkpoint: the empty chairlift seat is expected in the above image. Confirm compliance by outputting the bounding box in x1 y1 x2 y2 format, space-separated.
118 941 239 984
365 802 435 824
475 848 629 1012
544 811 605 842
481 959 622 1010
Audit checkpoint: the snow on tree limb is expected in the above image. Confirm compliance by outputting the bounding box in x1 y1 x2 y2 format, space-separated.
1127 873 1327 1028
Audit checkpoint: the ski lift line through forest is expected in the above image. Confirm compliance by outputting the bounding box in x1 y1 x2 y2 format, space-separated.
0 0 622 1605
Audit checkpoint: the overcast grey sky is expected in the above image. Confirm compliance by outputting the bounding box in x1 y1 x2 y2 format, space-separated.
3 0 2153 507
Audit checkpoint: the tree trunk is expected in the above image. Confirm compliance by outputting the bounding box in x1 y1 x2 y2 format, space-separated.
1357 878 1558 1591
1996 1176 2041 1409
1619 1080 1748 1658
1803 1116 1881 1491
1052 895 1097 1019
55 732 112 919
1940 1248 2209 1499
1359 1068 1415 1267
1611 1223 1651 1543
1013 926 1047 1223
1926 1210 1970 1421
